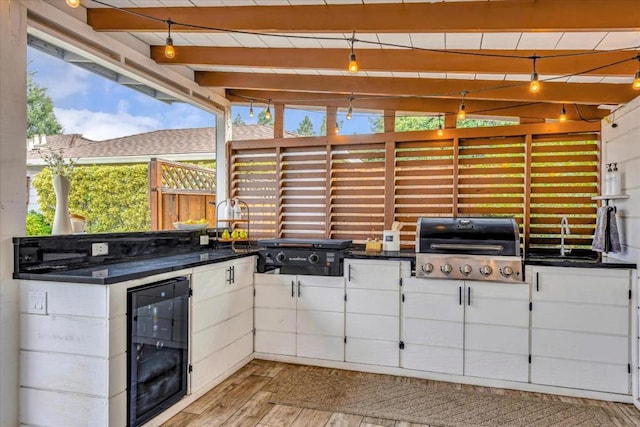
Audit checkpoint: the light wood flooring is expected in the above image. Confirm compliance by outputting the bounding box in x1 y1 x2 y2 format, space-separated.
162 359 640 427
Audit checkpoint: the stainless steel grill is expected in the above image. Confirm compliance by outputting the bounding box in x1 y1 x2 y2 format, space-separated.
415 217 523 283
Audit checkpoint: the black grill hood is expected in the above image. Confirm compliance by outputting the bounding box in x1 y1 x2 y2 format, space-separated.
416 217 520 257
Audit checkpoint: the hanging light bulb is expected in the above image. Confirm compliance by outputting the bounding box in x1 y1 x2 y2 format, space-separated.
437 114 444 136
346 96 353 120
348 31 358 74
66 0 81 8
458 91 467 121
335 122 340 134
633 57 640 90
164 20 175 59
249 100 254 118
529 56 540 93
264 99 272 121
559 104 567 122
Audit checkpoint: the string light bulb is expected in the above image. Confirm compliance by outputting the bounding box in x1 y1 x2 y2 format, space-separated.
346 96 354 120
529 56 540 93
348 31 358 74
249 100 254 118
164 20 175 59
458 91 467 121
264 99 272 121
66 0 81 8
335 123 340 134
437 114 444 136
559 104 567 122
633 56 640 90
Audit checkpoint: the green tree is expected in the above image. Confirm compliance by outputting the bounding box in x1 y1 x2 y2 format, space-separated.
296 115 315 136
27 71 63 138
257 108 274 125
369 115 514 133
232 113 245 126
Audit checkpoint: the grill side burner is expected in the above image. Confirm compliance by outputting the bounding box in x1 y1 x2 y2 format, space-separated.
415 217 523 283
257 238 352 276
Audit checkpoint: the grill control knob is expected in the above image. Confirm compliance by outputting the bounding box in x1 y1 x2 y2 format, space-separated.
441 264 453 274
275 251 287 263
308 252 320 264
460 264 472 275
421 263 434 274
479 265 493 276
501 265 514 278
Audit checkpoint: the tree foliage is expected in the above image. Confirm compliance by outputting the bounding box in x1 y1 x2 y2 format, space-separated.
232 113 245 126
26 210 52 236
27 71 63 138
296 115 315 136
369 115 514 133
257 108 274 125
32 165 151 233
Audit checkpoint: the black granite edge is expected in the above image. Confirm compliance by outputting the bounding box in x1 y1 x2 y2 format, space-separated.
346 250 416 261
524 259 636 269
13 250 258 285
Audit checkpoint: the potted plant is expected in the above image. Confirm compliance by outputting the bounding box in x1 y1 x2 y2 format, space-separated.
38 148 77 235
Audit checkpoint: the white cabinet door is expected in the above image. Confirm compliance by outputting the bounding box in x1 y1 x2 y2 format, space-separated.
530 267 631 394
296 276 345 361
344 259 409 367
401 278 464 375
254 274 297 355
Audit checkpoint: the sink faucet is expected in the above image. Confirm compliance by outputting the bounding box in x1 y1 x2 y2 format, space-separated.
560 217 571 256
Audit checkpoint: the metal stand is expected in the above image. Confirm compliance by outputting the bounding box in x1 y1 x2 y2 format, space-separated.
212 199 251 252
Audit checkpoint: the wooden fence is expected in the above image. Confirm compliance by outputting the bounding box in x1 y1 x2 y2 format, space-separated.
149 158 216 230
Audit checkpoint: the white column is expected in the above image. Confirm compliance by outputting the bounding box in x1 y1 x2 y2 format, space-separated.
0 1 27 425
215 107 231 207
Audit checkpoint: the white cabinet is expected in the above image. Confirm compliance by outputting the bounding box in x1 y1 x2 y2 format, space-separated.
344 259 411 367
401 278 529 382
254 273 345 361
191 256 255 392
530 266 631 394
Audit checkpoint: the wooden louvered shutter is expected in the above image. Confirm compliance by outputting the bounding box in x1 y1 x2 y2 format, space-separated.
528 135 599 251
230 148 278 239
394 139 455 246
330 143 386 242
279 146 328 238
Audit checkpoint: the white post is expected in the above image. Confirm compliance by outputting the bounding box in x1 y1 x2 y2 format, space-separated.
0 0 27 425
215 106 231 209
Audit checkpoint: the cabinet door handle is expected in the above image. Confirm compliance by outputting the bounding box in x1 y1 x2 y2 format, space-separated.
231 265 235 284
467 286 471 306
291 280 295 298
459 286 462 305
226 267 232 284
536 272 539 292
297 280 301 297
348 264 352 281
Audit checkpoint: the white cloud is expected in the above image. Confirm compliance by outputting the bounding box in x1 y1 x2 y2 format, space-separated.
55 107 161 141
29 49 91 102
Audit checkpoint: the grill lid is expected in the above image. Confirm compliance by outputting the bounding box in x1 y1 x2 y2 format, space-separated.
416 217 520 257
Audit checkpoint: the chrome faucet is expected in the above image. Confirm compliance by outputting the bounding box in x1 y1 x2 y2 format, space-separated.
560 217 571 256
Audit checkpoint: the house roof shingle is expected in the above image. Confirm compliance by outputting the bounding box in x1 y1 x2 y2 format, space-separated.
27 124 295 161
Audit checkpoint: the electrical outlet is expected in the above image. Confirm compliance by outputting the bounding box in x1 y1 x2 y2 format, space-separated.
28 290 47 315
92 242 109 256
200 235 210 246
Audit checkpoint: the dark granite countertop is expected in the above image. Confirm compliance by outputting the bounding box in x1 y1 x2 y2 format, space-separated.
346 250 416 261
524 255 636 269
14 249 258 285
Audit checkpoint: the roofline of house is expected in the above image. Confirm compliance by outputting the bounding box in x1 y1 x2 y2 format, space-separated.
26 153 216 166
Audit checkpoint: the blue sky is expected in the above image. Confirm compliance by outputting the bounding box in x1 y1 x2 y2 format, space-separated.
28 47 375 141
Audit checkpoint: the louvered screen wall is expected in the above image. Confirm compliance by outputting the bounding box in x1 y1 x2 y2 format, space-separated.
529 134 599 250
229 124 599 250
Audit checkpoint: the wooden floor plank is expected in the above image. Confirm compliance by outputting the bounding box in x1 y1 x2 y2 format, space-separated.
394 422 430 427
161 412 199 427
259 404 303 427
186 375 270 427
325 412 363 427
361 417 395 427
289 408 332 427
221 390 274 427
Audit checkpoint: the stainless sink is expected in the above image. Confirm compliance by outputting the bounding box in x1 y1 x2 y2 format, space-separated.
526 254 600 264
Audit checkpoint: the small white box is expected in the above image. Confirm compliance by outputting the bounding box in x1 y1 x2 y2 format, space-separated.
382 230 400 251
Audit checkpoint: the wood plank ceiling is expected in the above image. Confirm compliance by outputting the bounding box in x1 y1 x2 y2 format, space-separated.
83 0 640 122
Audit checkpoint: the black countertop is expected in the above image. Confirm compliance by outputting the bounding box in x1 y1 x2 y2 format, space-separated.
14 250 257 285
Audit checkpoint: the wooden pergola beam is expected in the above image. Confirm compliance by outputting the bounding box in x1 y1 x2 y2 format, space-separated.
227 89 608 121
152 46 640 77
88 1 640 33
196 71 636 105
